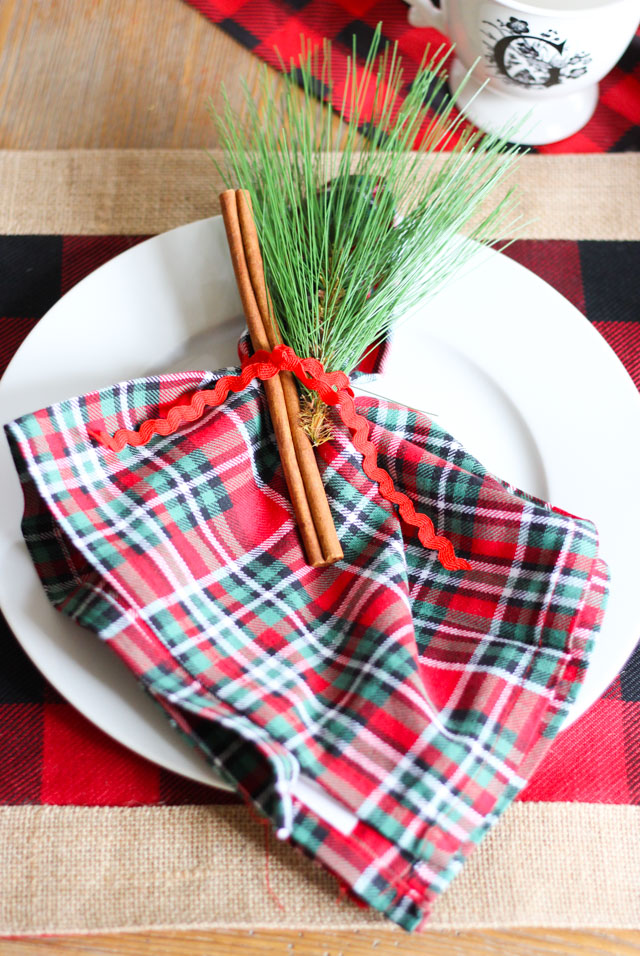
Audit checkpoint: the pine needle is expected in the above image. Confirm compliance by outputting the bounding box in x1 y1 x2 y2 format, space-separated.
210 26 522 377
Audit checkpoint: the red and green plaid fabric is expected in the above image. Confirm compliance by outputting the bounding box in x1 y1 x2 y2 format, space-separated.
183 0 640 153
6 324 608 928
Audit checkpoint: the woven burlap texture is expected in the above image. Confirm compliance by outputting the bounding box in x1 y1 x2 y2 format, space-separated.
0 151 638 238
1 803 639 935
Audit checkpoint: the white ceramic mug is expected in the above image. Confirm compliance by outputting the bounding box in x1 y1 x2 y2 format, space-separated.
407 0 640 144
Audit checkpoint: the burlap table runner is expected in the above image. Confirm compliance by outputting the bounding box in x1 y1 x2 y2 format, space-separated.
1 150 639 936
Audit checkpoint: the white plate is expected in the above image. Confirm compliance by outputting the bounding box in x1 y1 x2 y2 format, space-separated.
1 216 639 791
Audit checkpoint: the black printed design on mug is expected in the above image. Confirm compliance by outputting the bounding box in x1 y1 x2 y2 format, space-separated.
481 17 591 88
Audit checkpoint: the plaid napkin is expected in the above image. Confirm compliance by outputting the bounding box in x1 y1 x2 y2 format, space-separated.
5 354 608 931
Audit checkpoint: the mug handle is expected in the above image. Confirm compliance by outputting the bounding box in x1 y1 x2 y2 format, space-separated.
407 0 447 31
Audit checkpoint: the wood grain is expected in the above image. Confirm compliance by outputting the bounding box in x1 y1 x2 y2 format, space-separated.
1 2 639 955
0 0 274 148
1 929 640 956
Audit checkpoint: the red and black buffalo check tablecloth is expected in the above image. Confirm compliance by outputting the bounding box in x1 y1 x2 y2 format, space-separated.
1 233 639 813
183 0 640 154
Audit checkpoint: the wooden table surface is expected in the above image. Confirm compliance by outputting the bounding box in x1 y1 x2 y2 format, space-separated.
1 2 638 955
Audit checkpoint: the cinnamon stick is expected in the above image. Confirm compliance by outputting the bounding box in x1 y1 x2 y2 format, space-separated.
219 189 325 568
236 190 343 565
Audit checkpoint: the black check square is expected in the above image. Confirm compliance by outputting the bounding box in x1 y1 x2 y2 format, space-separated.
0 614 45 704
621 639 640 702
0 236 62 317
335 20 392 61
580 241 640 323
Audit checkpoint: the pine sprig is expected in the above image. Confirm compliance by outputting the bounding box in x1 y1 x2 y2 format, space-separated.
210 27 521 379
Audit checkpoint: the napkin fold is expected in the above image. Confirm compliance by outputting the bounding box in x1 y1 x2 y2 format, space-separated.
6 358 608 931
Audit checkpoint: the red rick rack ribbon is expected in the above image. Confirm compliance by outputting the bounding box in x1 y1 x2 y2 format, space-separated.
88 344 470 572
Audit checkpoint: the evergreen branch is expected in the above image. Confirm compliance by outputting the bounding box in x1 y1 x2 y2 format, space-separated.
209 25 522 376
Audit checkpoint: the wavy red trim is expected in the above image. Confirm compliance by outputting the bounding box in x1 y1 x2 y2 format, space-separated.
88 344 470 572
